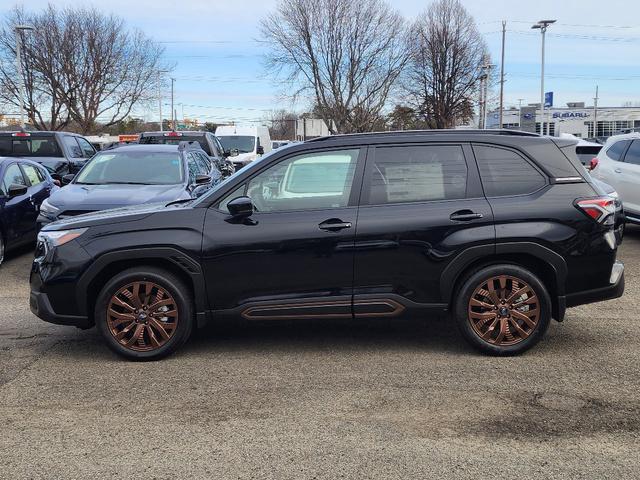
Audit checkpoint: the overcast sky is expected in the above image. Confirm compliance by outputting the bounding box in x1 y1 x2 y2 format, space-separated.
5 0 640 124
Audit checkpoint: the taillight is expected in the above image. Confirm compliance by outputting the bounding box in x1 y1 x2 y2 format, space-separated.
576 197 616 224
589 158 599 170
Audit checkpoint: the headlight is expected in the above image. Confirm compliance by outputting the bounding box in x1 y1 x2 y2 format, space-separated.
40 198 60 216
37 228 88 249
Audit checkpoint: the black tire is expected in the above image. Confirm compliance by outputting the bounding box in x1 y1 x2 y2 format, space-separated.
454 264 551 355
95 267 193 361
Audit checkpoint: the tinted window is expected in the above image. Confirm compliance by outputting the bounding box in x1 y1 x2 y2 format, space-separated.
367 145 467 205
625 140 640 165
77 137 96 158
0 136 62 157
75 151 184 185
62 136 83 158
22 164 43 186
606 140 631 161
475 145 546 197
246 149 359 212
186 153 202 183
3 164 27 187
139 134 211 155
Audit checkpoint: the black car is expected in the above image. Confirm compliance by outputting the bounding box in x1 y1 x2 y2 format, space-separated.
37 142 222 225
0 131 97 179
30 130 624 360
0 158 56 265
138 131 235 177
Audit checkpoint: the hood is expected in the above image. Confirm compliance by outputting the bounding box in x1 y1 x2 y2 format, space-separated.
47 183 188 211
42 200 192 230
230 152 258 164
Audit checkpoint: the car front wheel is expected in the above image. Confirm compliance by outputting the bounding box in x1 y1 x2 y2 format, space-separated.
455 264 551 355
95 267 193 360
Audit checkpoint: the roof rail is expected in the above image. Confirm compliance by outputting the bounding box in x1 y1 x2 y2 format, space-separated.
307 129 540 142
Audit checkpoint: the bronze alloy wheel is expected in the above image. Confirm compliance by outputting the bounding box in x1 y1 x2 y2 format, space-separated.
106 281 179 352
467 275 539 346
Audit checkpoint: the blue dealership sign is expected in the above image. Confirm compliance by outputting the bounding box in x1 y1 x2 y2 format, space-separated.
545 91 553 108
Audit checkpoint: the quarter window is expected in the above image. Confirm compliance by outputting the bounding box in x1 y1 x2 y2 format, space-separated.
624 140 640 165
245 149 359 212
606 140 631 161
474 145 546 197
367 145 467 205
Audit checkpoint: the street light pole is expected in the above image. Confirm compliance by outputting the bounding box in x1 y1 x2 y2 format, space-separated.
14 24 34 130
532 20 555 136
170 77 176 131
157 69 169 132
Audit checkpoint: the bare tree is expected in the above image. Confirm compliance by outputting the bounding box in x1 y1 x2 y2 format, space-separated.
0 4 167 133
261 0 408 134
403 0 488 128
268 109 298 140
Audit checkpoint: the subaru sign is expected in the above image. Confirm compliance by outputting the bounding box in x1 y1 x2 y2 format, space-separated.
552 111 590 119
545 92 553 108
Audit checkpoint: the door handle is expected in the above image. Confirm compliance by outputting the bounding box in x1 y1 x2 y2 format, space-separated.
614 168 622 173
319 219 352 232
450 210 483 222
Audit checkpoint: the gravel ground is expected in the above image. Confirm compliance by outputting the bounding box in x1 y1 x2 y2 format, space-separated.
0 229 639 479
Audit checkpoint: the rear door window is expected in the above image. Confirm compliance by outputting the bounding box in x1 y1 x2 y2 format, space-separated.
624 140 640 165
474 145 546 197
365 145 467 205
606 140 631 161
62 136 84 158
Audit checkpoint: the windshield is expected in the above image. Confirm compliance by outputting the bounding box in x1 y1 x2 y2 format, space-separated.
0 136 63 157
75 151 184 185
139 134 211 155
217 135 256 154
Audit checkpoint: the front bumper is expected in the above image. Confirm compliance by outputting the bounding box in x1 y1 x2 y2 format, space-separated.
29 290 91 328
565 260 625 308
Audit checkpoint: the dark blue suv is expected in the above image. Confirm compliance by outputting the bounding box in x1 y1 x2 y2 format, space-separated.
38 142 222 225
0 158 56 265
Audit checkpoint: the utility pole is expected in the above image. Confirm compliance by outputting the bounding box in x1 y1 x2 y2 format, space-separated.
170 78 175 131
498 21 506 128
532 19 556 136
593 85 599 139
14 25 34 130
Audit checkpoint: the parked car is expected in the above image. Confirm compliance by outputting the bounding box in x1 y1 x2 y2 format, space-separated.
0 131 96 180
37 142 222 226
590 133 640 224
31 130 624 360
215 125 272 170
0 157 56 266
138 131 234 177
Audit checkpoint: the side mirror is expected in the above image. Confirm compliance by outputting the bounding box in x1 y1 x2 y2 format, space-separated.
256 145 264 155
195 174 211 185
8 184 28 198
227 196 254 218
62 174 75 185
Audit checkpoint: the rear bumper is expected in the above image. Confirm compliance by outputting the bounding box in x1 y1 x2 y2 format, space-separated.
565 261 625 308
30 290 91 328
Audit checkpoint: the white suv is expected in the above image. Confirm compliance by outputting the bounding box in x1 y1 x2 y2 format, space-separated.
591 133 640 223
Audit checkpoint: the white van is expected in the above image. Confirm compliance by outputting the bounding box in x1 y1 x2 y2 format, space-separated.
214 125 271 169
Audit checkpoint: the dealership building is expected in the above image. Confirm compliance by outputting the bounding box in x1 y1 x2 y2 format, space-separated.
486 103 640 139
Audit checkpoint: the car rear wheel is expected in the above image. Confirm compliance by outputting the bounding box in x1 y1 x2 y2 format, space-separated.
95 267 193 360
455 264 551 355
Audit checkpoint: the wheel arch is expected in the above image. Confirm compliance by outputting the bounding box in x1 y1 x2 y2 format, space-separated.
78 248 208 327
442 242 567 320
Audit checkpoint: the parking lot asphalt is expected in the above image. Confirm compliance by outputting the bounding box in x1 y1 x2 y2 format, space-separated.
1 232 639 480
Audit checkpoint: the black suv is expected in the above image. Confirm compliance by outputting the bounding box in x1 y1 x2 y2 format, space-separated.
30 130 624 360
138 131 235 177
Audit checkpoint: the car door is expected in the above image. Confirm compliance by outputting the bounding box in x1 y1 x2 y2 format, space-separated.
612 140 640 214
352 143 494 316
1 163 33 246
20 163 52 232
201 146 365 319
